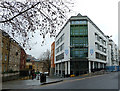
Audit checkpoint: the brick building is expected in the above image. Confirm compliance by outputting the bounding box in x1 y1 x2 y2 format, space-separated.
1 30 10 73
50 42 55 76
20 48 26 70
9 38 21 72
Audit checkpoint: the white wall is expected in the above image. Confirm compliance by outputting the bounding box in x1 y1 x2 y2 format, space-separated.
88 21 107 64
55 21 70 64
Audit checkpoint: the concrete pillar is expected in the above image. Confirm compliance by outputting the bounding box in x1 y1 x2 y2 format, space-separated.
55 64 56 75
61 62 62 77
98 63 100 68
103 64 105 68
68 61 70 75
93 62 94 69
57 63 59 74
65 62 67 75
89 61 91 73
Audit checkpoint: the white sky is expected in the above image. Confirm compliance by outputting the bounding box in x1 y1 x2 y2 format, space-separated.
26 0 119 58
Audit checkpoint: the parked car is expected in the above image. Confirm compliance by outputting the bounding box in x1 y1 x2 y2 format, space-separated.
44 72 49 76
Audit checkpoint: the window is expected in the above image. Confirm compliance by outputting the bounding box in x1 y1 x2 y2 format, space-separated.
95 52 106 61
1 41 4 48
97 36 100 41
103 40 106 46
96 52 99 59
70 37 88 47
56 48 59 54
61 43 64 51
5 55 7 61
71 20 87 25
56 34 64 47
95 33 98 40
56 53 64 61
104 48 106 53
70 48 88 58
95 43 98 50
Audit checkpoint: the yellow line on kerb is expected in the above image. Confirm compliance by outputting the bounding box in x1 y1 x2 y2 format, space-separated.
65 74 104 82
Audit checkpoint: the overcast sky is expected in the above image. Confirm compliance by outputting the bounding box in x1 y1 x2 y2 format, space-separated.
26 0 119 59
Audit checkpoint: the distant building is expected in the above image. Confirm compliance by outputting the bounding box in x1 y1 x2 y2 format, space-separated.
119 50 120 66
26 55 49 73
107 39 119 66
50 42 55 76
20 48 26 70
26 54 34 70
34 61 48 73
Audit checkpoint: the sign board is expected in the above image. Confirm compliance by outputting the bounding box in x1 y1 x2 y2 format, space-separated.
90 49 94 55
65 49 68 56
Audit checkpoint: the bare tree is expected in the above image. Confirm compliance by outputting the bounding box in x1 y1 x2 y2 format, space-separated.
0 0 73 49
39 49 51 74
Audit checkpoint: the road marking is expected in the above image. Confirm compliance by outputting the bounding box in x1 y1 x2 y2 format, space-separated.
36 74 105 88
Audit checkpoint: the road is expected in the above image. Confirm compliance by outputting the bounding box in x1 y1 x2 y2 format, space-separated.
2 72 120 90
30 72 119 89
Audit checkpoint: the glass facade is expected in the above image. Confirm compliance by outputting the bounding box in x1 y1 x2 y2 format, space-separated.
70 20 88 59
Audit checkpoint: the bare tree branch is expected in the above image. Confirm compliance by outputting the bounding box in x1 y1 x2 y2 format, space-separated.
0 0 73 49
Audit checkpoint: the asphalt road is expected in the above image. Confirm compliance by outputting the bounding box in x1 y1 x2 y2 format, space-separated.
2 72 120 91
32 72 119 89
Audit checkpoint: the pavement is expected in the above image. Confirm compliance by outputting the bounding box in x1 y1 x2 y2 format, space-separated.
2 75 63 89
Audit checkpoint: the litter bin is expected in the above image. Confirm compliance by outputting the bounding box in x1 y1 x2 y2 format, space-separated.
40 73 46 83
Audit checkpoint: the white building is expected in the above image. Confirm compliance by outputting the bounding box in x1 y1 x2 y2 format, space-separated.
55 14 118 77
107 38 119 66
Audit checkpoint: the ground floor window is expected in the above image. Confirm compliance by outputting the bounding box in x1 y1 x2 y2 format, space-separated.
70 61 88 76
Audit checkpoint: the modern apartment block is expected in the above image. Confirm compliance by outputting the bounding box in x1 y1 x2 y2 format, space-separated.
107 38 119 66
54 14 119 76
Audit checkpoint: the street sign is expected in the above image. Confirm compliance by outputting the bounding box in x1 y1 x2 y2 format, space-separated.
65 49 68 56
90 49 94 55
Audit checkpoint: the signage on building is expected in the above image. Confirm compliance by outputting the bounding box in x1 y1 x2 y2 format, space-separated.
65 49 68 56
90 49 94 55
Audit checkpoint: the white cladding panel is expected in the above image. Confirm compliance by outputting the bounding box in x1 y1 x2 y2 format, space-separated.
55 22 70 64
88 21 107 63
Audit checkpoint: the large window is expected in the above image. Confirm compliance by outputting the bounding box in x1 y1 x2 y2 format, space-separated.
56 53 64 61
56 43 64 54
70 26 88 36
95 52 106 61
70 37 88 47
70 48 88 58
56 34 64 46
71 20 87 25
70 20 88 59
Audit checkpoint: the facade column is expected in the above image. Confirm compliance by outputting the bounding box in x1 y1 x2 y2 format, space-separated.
55 64 56 75
68 61 70 75
61 62 62 77
89 61 91 73
98 63 100 68
58 63 59 75
103 64 105 68
65 62 67 75
93 62 94 69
